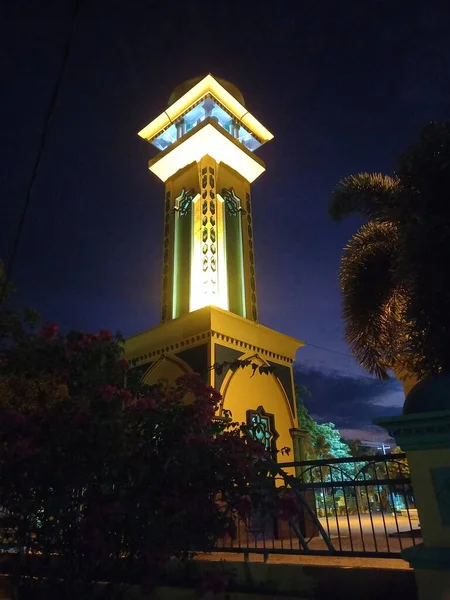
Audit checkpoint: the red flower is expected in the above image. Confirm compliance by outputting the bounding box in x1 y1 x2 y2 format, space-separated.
98 330 112 342
40 323 59 341
98 385 118 401
117 358 129 371
133 396 156 411
118 389 133 403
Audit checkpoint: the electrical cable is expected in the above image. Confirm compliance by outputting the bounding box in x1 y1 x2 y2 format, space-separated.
302 341 356 360
0 0 81 303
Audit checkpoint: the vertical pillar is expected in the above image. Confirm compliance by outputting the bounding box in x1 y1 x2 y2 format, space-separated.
242 191 258 322
175 118 185 139
162 187 175 322
290 427 310 466
376 409 450 600
290 427 317 538
231 119 240 138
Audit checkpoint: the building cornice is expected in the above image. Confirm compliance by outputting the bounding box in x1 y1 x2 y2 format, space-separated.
125 307 303 367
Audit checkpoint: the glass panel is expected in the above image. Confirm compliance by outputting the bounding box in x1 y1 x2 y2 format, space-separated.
150 96 262 152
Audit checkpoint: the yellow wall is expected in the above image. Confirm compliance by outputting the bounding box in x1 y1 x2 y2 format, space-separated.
407 448 450 548
142 354 191 387
219 356 296 457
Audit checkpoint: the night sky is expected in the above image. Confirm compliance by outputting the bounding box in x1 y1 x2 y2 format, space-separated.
2 1 450 442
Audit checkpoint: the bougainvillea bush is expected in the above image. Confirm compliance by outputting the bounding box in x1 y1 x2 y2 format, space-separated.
0 307 272 598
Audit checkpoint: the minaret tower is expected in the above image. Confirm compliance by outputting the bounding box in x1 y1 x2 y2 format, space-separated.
138 75 271 323
126 75 304 459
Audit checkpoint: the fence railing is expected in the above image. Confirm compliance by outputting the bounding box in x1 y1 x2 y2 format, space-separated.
212 453 419 559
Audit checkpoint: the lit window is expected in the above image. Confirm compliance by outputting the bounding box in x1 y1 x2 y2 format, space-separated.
150 96 262 153
246 406 279 456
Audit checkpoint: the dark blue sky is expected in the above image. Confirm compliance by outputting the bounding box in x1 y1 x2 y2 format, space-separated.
2 1 450 441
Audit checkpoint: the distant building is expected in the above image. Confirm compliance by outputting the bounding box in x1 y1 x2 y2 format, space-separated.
352 440 397 455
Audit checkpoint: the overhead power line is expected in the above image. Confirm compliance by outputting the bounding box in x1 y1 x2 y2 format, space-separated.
0 0 81 303
302 341 356 360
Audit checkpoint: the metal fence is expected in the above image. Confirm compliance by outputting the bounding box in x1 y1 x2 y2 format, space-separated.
213 453 419 559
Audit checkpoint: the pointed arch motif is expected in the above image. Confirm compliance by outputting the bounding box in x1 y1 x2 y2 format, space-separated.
218 352 295 428
142 353 193 386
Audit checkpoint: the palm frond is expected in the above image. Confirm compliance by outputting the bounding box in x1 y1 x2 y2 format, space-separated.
329 173 400 222
340 221 408 379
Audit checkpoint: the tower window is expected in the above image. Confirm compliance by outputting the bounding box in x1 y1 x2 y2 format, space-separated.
246 406 279 457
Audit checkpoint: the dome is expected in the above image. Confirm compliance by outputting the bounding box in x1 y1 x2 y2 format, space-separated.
168 75 246 107
403 375 450 414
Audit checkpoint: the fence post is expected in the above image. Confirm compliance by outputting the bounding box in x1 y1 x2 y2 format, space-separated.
376 408 450 600
290 428 309 479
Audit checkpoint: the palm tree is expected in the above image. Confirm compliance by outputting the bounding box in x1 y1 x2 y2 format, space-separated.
329 122 450 388
329 182 416 393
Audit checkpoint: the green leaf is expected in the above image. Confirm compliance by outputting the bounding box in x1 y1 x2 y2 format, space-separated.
23 307 41 326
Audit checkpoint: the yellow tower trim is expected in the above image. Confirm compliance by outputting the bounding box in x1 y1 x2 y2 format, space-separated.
137 74 274 145
148 119 266 183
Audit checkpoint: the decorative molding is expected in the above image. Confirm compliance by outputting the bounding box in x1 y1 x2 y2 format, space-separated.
201 165 217 282
431 467 450 526
290 428 309 439
245 192 258 322
161 190 171 322
247 405 279 458
375 411 450 450
403 543 450 571
130 332 212 365
130 329 294 367
174 187 196 216
221 187 245 216
210 330 292 363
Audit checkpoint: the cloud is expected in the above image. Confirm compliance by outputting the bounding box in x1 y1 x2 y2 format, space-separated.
339 428 394 445
369 386 405 408
294 363 403 442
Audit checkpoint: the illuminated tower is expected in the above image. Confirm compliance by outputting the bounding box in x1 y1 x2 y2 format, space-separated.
126 75 304 459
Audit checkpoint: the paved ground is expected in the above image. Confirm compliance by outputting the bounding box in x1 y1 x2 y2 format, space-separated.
200 552 411 570
212 513 420 562
319 513 419 537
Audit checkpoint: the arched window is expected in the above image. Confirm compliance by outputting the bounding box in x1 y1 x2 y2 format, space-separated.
246 406 279 458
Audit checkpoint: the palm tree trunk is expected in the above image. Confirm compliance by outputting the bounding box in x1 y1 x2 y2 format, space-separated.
393 366 419 398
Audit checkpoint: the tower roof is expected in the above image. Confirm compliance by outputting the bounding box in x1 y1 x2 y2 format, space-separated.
138 74 272 147
168 76 246 107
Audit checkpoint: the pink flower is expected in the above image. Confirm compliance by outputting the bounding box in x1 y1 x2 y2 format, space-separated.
98 330 112 342
116 358 129 371
40 323 59 341
134 396 156 411
118 389 133 402
98 385 118 401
